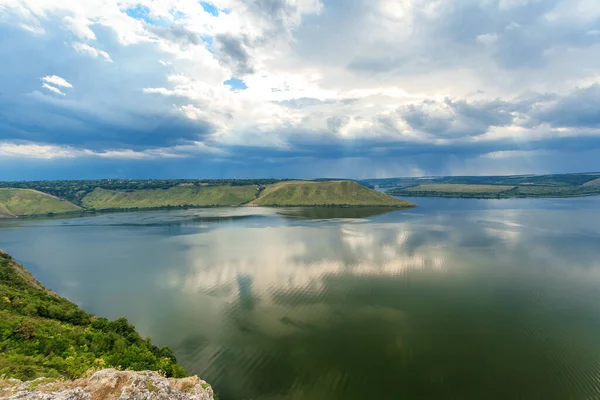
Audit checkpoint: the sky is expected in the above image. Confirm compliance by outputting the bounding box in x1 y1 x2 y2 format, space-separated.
1 0 600 180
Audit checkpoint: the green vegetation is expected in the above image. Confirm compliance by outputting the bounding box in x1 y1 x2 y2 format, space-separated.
0 179 283 205
0 189 80 217
0 250 187 380
0 179 415 216
250 181 415 207
363 173 600 189
402 184 515 193
81 186 259 210
387 178 600 199
583 178 600 187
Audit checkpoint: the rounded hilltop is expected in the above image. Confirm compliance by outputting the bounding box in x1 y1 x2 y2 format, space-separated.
249 180 416 208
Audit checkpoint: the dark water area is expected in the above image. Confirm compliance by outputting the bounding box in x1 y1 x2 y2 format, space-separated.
2 198 600 399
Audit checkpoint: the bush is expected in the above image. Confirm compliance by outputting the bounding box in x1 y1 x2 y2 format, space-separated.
0 252 188 380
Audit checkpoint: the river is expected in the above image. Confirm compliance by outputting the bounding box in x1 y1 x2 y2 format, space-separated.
2 197 600 399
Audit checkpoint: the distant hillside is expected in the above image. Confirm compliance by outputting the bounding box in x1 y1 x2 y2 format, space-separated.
0 188 80 217
0 250 187 380
249 181 415 207
583 177 600 187
385 174 600 199
362 172 600 190
81 185 259 210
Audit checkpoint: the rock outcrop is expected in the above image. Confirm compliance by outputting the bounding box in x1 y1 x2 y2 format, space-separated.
1 369 214 400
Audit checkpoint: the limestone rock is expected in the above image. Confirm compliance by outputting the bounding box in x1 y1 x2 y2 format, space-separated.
2 369 214 400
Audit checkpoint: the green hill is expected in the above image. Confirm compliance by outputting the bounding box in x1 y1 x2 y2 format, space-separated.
389 182 600 199
0 189 80 217
583 178 600 187
0 250 187 380
81 185 259 210
250 180 415 207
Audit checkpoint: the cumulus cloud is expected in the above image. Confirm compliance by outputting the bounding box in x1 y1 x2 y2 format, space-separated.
146 24 202 47
0 0 599 179
213 33 255 75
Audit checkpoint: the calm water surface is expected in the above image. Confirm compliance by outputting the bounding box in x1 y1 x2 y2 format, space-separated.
2 197 600 399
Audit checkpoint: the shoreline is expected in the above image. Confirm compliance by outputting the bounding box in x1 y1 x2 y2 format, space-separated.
5 204 417 219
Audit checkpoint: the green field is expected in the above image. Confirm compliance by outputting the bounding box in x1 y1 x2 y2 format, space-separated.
0 250 186 380
81 185 259 210
388 181 600 199
401 184 515 193
363 173 600 189
0 189 80 217
250 181 415 207
583 178 600 187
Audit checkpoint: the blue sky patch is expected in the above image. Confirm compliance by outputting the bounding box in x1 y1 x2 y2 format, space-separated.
125 4 171 26
200 2 219 16
125 5 151 21
224 77 248 91
201 35 214 50
170 9 187 20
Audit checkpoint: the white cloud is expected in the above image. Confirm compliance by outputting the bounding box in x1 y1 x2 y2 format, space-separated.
0 142 75 158
1 0 600 174
42 83 65 96
0 141 187 159
63 15 96 40
72 42 112 62
41 75 73 88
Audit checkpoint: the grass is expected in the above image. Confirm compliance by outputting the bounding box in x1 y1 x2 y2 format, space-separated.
0 189 80 217
250 181 415 207
583 178 600 187
389 183 600 199
81 186 259 210
0 250 187 381
145 380 159 392
27 377 58 390
401 184 515 193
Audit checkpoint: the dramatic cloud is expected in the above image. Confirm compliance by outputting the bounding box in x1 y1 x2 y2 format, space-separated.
0 0 599 179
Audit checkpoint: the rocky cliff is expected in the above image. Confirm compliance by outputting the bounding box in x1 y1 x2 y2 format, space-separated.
1 369 214 400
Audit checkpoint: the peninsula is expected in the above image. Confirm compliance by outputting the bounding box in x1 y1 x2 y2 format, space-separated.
0 180 415 217
362 172 600 199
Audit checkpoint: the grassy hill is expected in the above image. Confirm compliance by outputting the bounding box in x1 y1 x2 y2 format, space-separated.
363 172 600 189
81 185 259 210
402 184 515 194
0 250 187 380
250 180 415 207
583 178 600 187
389 182 600 199
0 189 80 217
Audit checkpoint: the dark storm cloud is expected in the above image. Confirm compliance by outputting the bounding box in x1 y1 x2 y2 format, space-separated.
245 0 297 36
396 98 516 138
0 93 213 149
213 34 255 75
147 24 202 47
223 130 600 164
0 21 214 150
326 116 349 133
530 84 600 128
